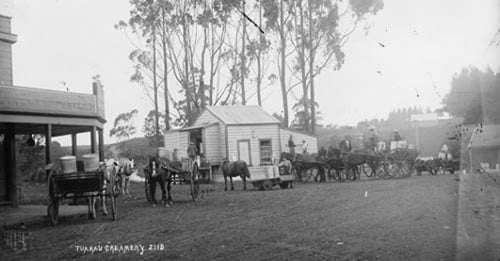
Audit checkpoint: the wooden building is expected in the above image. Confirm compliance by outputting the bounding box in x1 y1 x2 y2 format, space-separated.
468 124 500 171
0 15 106 207
164 105 317 180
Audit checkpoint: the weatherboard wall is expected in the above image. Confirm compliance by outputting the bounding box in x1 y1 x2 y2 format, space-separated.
279 128 318 154
202 124 222 163
226 124 280 166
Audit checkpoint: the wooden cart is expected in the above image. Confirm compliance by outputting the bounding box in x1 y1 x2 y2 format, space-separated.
47 168 118 226
144 158 203 202
248 165 295 190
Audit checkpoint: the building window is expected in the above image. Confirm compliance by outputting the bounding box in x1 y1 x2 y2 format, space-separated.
259 139 272 165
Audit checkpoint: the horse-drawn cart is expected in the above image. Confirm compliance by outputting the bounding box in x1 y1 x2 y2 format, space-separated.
47 165 118 226
325 142 419 181
144 157 203 202
381 147 419 178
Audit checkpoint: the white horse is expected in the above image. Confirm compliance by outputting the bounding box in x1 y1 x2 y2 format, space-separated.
87 161 116 219
114 158 136 197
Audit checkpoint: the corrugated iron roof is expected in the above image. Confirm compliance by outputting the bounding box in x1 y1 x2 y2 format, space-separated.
468 124 500 149
179 122 219 131
206 105 279 125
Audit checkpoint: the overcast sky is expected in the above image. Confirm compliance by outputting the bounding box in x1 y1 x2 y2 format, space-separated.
1 0 499 145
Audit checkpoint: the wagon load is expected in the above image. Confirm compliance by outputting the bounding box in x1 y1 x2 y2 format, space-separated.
82 154 99 172
60 156 77 174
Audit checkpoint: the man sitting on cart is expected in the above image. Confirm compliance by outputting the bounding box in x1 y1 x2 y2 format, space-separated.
279 157 292 176
339 135 352 153
393 129 403 142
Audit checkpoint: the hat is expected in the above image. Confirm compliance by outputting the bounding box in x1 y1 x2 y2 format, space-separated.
368 125 376 130
393 129 399 132
190 142 194 145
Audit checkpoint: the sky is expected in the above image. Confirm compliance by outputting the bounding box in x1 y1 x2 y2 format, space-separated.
1 0 499 145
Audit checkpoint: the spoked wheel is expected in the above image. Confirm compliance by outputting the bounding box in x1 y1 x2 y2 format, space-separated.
375 163 388 179
384 160 406 178
109 170 118 221
47 175 59 226
361 163 373 178
302 168 315 182
327 168 339 182
401 162 413 178
190 163 200 202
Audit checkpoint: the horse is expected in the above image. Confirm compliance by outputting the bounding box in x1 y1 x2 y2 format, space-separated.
87 161 116 219
143 156 173 206
342 150 381 181
221 160 251 191
114 158 136 197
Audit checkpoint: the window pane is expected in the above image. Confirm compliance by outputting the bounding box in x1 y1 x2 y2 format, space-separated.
260 140 272 164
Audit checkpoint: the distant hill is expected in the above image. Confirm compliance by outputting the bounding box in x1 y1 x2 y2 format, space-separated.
61 137 157 165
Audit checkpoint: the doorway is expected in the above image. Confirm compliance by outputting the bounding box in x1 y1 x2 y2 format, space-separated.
237 140 251 165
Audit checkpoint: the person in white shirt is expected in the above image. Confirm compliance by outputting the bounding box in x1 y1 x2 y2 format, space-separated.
302 140 309 154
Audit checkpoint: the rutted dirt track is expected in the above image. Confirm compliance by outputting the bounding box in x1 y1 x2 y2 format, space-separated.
3 175 459 261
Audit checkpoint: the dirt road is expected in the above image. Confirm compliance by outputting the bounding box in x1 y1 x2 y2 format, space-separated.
3 174 460 260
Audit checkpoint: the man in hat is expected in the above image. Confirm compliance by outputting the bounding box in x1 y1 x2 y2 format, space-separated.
393 129 402 142
339 135 352 154
187 141 198 161
368 126 378 152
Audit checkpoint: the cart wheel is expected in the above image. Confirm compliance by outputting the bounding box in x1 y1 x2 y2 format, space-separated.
279 182 288 189
361 163 373 178
375 163 387 179
302 168 315 182
110 170 118 221
47 175 59 226
262 180 273 190
190 163 200 202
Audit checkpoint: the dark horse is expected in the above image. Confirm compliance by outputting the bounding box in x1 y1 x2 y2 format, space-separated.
342 150 381 180
221 160 251 191
143 156 173 206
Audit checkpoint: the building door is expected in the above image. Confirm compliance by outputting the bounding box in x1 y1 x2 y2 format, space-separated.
237 140 251 165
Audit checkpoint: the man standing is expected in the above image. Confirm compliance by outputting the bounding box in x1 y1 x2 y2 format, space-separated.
368 126 378 152
288 135 297 161
187 142 198 161
288 135 296 155
302 140 309 154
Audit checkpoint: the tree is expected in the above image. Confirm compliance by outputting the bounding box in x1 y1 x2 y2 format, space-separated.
444 67 483 125
262 0 293 128
109 109 138 141
144 109 166 138
445 66 500 124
